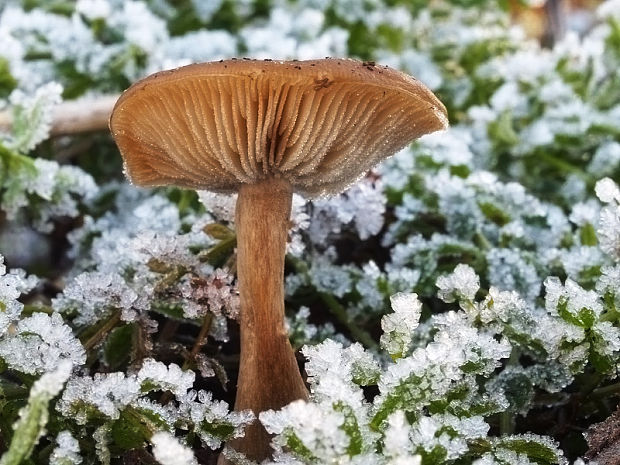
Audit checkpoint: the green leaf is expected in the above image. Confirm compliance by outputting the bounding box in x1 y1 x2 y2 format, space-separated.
103 324 134 370
495 436 563 465
0 58 17 99
488 111 519 147
557 298 582 327
198 236 237 267
198 420 235 441
203 223 235 240
110 409 151 451
478 201 511 226
333 402 363 456
577 307 596 329
579 223 598 246
284 431 317 462
0 365 70 465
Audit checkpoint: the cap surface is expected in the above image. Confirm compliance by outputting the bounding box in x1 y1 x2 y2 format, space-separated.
110 58 448 198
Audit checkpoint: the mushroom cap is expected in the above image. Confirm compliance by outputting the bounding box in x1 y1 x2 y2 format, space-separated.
110 58 448 198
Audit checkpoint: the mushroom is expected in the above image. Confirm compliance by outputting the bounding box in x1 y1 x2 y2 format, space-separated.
109 58 448 461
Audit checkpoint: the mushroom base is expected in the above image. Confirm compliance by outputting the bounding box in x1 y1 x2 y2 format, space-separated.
224 177 308 462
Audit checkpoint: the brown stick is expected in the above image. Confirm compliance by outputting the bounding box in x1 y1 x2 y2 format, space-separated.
224 177 308 462
0 94 118 136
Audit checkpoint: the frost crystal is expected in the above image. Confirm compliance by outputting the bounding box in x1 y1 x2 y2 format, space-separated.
309 254 353 298
197 191 237 222
50 431 82 465
6 82 63 153
436 264 480 303
380 293 422 359
177 390 254 450
260 400 349 458
57 373 141 424
486 248 540 302
595 178 620 204
178 268 239 320
151 432 197 465
595 178 620 260
53 271 147 325
308 178 385 243
0 312 85 375
0 255 38 336
137 359 195 398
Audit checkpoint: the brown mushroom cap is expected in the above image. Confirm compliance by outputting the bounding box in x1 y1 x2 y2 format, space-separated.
110 58 448 198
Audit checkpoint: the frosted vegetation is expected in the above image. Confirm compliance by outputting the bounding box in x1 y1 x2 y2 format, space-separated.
0 0 619 464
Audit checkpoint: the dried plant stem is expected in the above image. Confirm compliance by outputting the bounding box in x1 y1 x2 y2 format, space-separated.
180 313 214 371
0 94 118 136
82 311 122 351
223 178 308 463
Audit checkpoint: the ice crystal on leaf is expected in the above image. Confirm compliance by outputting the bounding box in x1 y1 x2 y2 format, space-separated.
380 293 422 359
4 82 62 153
260 401 353 461
0 312 85 375
0 83 96 229
0 254 38 336
136 359 195 398
595 178 620 260
177 390 254 450
436 264 480 304
197 191 236 223
50 431 82 465
54 271 146 325
308 178 386 243
486 248 541 302
303 339 380 399
57 372 141 424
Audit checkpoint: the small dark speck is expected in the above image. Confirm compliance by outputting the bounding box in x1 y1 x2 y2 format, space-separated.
366 66 374 71
363 60 375 67
314 77 332 90
224 65 228 68
264 58 272 61
218 59 223 62
232 57 237 60
310 63 316 66
295 65 302 70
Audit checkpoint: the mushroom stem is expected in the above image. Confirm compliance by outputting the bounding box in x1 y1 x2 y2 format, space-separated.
230 177 308 461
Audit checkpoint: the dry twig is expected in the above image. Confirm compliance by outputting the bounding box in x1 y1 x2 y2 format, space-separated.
0 94 118 136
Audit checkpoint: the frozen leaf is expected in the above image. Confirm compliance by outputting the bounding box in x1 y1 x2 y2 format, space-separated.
136 359 195 398
57 372 141 424
178 390 254 450
0 312 85 375
50 431 81 465
436 264 480 304
6 82 62 153
380 293 422 359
